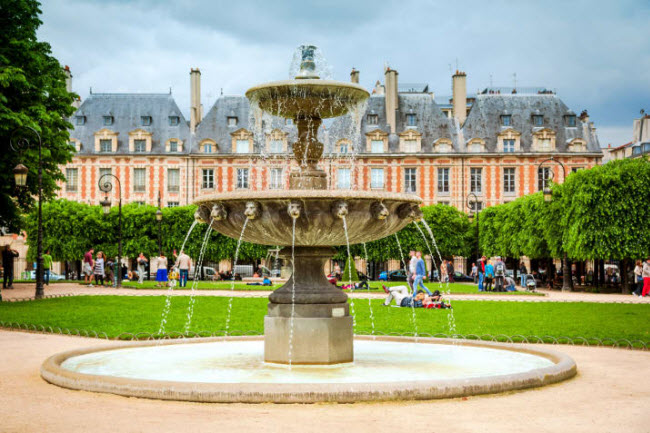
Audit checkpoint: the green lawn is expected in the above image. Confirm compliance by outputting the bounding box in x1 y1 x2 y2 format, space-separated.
0 296 647 346
118 280 543 295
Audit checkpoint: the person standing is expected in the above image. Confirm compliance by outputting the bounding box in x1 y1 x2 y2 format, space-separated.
2 245 19 290
642 257 650 297
519 261 528 287
83 248 94 286
478 256 486 291
446 260 455 283
408 250 417 292
413 251 433 296
333 263 341 280
174 250 191 288
440 259 448 283
137 253 148 284
470 262 478 284
632 260 643 296
484 260 494 292
155 253 168 288
494 257 506 291
42 250 53 286
93 251 106 287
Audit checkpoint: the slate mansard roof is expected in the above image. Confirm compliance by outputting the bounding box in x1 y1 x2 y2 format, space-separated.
70 93 190 155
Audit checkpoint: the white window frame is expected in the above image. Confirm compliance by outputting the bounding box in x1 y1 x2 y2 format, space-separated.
470 167 482 194
437 167 450 194
236 139 250 154
66 168 78 192
503 139 515 153
337 168 351 189
133 168 146 192
404 168 417 193
269 168 283 189
237 168 249 189
370 140 383 154
168 168 180 192
370 168 384 189
503 167 516 194
134 139 147 153
202 169 214 189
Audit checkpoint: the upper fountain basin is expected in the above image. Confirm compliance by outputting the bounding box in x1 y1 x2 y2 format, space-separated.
246 80 369 119
194 190 422 247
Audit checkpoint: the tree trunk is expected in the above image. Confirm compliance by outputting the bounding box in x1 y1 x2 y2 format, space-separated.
621 259 630 294
561 253 572 292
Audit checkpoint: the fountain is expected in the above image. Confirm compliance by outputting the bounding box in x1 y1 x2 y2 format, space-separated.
40 46 576 402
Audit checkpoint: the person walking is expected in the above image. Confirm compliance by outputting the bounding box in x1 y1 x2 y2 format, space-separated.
642 257 650 297
174 250 192 288
408 250 417 291
137 253 148 284
484 259 495 292
42 250 53 286
2 245 19 290
155 253 168 288
478 256 486 291
413 251 433 296
519 261 528 287
83 248 94 286
93 251 106 286
632 260 643 296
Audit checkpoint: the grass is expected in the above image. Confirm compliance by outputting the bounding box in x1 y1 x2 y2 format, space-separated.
0 295 647 345
118 280 544 295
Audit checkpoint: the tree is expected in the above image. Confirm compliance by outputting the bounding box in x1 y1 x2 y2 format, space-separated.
342 255 358 281
0 0 77 232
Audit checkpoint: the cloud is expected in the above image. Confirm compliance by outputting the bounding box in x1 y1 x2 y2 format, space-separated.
38 0 650 146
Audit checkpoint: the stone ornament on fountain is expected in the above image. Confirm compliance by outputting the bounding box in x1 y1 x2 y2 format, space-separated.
210 203 227 221
244 201 262 220
370 201 390 220
287 201 302 219
331 200 349 219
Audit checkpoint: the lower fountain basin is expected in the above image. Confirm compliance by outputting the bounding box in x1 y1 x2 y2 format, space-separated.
42 336 576 403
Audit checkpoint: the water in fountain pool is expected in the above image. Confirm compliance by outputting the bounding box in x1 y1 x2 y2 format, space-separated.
224 218 250 336
184 222 213 334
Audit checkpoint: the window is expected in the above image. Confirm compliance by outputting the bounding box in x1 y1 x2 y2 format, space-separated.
501 115 511 126
339 142 349 154
65 168 78 192
469 142 483 152
503 168 516 193
367 114 378 125
337 168 351 189
202 169 214 189
406 113 417 126
237 168 249 189
100 139 112 152
438 201 450 206
236 139 250 153
103 116 113 126
470 168 482 193
133 168 146 192
370 168 384 189
169 116 180 126
371 140 383 153
404 140 418 152
134 139 146 153
565 115 576 127
469 201 484 212
75 116 86 125
571 167 583 173
404 168 417 193
539 138 552 151
167 202 179 208
437 168 450 193
503 139 515 153
141 116 152 126
269 140 283 153
533 115 544 127
203 143 213 153
169 140 178 152
538 167 551 191
269 168 283 189
227 117 238 127
99 168 111 183
168 169 180 192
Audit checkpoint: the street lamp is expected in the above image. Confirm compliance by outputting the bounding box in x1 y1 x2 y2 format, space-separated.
156 192 163 256
466 192 480 264
10 126 46 299
537 156 571 292
98 174 122 288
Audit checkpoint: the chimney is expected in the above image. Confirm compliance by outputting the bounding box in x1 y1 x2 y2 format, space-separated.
190 68 202 133
63 65 72 93
452 70 467 126
384 67 398 133
579 109 589 124
350 68 359 84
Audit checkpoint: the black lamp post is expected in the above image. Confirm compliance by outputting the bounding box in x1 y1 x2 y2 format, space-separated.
466 192 480 264
156 192 163 256
98 174 122 288
537 156 571 292
11 127 45 299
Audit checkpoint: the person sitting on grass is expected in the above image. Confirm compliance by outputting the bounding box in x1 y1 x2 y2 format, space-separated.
246 276 272 286
341 280 370 291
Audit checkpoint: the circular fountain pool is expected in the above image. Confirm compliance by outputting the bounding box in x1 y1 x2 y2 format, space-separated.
42 336 576 403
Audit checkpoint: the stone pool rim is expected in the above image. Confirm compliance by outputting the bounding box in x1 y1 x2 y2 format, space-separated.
41 335 577 403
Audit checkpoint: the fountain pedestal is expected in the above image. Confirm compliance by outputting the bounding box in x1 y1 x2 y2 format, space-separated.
264 246 353 364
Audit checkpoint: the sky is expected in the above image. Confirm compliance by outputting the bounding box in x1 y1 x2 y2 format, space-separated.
39 0 650 147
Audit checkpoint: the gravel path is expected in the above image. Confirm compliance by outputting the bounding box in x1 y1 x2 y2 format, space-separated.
3 282 649 304
0 330 647 433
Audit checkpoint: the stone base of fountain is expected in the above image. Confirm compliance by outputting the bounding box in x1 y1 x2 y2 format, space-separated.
289 168 328 190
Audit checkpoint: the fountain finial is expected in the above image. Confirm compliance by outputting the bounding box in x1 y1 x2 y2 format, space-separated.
295 44 319 80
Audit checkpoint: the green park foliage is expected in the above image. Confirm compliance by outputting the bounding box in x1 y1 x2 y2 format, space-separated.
0 0 78 231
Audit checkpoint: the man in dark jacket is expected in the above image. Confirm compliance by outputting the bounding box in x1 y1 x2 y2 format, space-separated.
2 245 19 290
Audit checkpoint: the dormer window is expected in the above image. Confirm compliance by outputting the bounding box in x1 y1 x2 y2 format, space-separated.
169 140 178 152
100 139 112 153
141 116 152 126
406 113 417 126
169 116 180 126
227 116 238 127
339 142 349 154
134 139 146 153
532 114 544 127
103 116 113 126
501 115 511 126
75 115 86 125
565 115 577 127
367 114 378 125
269 140 283 153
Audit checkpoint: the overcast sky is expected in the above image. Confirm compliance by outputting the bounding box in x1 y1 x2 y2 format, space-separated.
40 0 649 147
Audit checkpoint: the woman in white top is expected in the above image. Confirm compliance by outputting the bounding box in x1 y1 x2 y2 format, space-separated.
93 251 106 286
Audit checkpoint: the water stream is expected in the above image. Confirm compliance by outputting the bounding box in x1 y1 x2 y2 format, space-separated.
393 233 419 338
183 222 213 334
341 216 356 329
361 242 376 338
224 218 250 336
287 218 297 368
